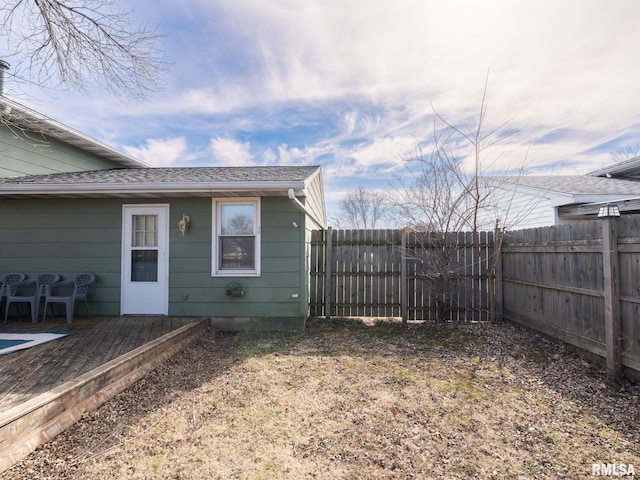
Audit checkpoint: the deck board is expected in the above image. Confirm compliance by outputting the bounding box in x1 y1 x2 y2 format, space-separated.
55 325 107 383
0 316 198 411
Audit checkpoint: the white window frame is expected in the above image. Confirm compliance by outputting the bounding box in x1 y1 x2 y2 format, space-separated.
212 197 261 277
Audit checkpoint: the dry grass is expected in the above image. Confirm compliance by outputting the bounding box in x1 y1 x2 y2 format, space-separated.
3 318 639 479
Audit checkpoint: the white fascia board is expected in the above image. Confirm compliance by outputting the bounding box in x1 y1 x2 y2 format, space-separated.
552 194 640 207
582 195 640 206
0 180 308 196
548 194 582 207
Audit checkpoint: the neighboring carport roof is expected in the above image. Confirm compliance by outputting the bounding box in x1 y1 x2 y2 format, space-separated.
487 175 640 217
0 166 322 199
0 96 149 169
488 174 640 196
588 156 640 178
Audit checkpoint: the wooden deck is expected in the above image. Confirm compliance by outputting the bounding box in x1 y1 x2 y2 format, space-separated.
0 316 198 411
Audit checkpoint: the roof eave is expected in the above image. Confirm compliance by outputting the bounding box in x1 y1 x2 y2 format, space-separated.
0 180 309 198
588 156 640 177
483 177 571 199
0 97 150 169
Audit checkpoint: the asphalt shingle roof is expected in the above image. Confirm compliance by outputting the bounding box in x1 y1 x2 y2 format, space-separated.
491 175 640 196
0 166 320 185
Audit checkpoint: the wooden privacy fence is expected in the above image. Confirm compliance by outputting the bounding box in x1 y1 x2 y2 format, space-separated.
309 228 494 322
502 217 640 380
310 220 640 380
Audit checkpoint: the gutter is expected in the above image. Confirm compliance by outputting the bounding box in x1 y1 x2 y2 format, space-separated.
0 182 307 197
288 188 326 229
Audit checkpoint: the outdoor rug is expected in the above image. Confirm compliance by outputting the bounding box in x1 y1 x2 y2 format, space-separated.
0 332 70 355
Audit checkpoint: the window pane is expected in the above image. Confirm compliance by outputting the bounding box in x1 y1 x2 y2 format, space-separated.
131 250 158 281
132 215 158 247
221 205 254 235
220 236 255 269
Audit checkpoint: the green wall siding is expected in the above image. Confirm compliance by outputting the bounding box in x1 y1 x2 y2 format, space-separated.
168 197 307 320
0 196 310 326
0 199 123 313
0 125 118 177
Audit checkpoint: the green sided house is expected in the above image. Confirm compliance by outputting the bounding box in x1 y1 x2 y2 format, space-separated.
0 166 326 330
0 95 150 176
0 98 327 330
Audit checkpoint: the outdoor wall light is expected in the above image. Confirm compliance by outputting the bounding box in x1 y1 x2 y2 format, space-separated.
598 204 621 219
178 213 191 235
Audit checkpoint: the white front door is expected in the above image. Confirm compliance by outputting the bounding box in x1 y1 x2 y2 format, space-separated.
121 205 169 315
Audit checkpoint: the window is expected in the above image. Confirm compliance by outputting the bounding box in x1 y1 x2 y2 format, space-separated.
131 214 158 282
212 198 261 276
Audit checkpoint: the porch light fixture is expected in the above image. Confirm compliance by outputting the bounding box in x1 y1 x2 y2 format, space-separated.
597 204 621 219
178 213 191 235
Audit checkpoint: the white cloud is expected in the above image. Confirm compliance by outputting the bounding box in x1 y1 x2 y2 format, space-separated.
342 112 357 137
123 137 189 167
193 0 640 140
275 143 334 166
210 137 254 166
20 0 640 192
177 87 252 115
350 136 416 170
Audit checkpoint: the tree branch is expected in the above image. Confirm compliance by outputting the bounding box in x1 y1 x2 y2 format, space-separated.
1 0 167 101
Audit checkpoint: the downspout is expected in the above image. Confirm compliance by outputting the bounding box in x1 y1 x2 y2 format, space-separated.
0 60 9 96
0 60 11 115
288 188 326 229
288 187 326 322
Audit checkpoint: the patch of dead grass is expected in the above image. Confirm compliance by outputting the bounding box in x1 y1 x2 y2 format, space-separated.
3 318 639 479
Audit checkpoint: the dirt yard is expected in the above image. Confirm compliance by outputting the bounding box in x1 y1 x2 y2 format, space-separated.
2 318 639 479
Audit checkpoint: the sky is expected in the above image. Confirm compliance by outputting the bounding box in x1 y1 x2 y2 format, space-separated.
3 0 640 222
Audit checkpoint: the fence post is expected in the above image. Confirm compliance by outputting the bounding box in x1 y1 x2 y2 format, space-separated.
601 216 622 381
494 233 504 323
324 227 333 321
401 229 407 325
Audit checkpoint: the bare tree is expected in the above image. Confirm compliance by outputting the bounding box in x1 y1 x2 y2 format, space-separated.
431 78 531 323
394 76 531 322
391 138 474 321
1 0 166 101
609 145 640 164
393 138 470 233
332 186 388 229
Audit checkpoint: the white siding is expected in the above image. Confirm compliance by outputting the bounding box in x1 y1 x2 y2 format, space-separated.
475 184 555 230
